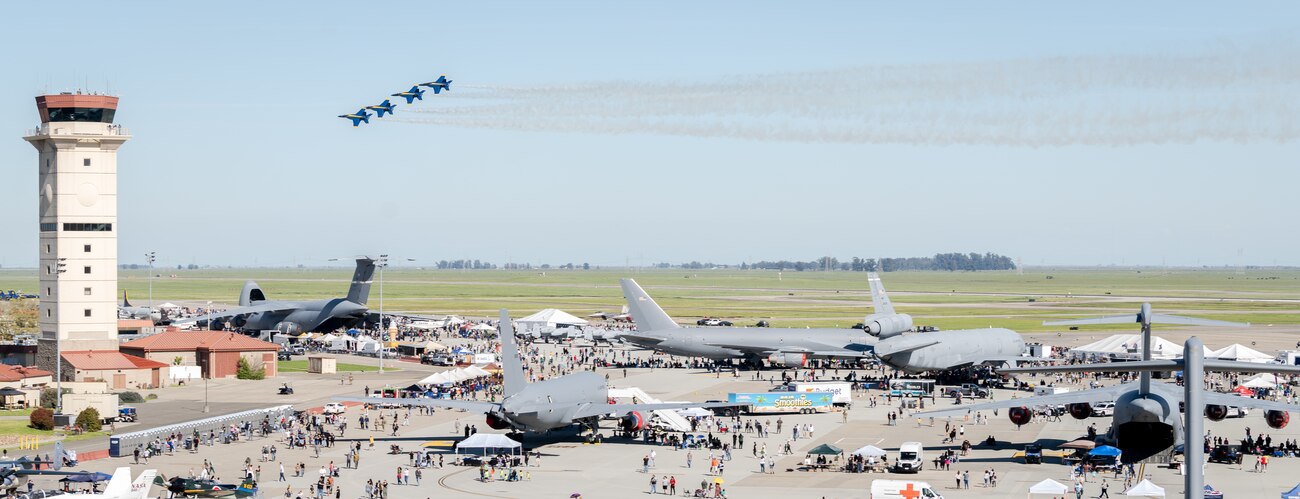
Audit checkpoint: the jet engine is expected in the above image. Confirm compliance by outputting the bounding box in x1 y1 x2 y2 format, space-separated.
1266 410 1290 429
767 353 807 368
1067 403 1092 420
485 413 512 430
274 321 302 336
620 411 646 432
1008 406 1032 426
862 313 913 339
1205 404 1229 422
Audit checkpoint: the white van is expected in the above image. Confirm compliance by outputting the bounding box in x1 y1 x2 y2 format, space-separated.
893 442 924 473
870 479 943 499
1034 386 1070 396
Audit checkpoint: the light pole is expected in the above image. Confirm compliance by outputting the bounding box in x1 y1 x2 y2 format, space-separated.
203 376 210 413
377 255 388 374
206 301 213 331
145 252 156 309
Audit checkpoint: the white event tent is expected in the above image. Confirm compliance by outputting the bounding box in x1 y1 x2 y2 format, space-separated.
1209 343 1273 363
515 309 588 332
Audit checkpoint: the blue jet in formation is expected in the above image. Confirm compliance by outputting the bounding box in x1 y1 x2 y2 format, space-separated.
366 99 396 118
337 108 372 127
419 75 453 94
391 85 425 104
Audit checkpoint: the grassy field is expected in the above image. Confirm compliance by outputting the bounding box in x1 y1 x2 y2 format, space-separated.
1 267 1298 332
276 360 392 373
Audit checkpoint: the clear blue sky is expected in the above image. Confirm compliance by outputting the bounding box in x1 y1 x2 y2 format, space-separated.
2 1 1297 268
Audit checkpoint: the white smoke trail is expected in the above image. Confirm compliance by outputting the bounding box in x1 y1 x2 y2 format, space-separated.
392 43 1300 145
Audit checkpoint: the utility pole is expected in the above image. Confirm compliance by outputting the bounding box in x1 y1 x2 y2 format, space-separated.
145 251 156 308
377 255 388 374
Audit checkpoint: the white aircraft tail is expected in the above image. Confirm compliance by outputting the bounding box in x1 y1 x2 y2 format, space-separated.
127 469 157 499
99 468 133 498
497 310 526 397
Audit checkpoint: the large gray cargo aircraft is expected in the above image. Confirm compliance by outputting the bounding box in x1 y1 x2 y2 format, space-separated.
171 258 376 334
337 310 731 435
618 275 1027 372
920 304 1300 462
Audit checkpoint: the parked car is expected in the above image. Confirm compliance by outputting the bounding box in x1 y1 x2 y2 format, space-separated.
277 351 292 361
1091 402 1115 417
1208 444 1243 464
322 403 347 415
422 354 455 366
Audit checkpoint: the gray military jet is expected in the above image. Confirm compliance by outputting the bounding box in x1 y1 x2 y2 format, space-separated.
619 278 875 368
859 273 1028 373
171 258 375 334
618 275 1028 372
919 303 1300 462
118 291 160 323
336 310 732 435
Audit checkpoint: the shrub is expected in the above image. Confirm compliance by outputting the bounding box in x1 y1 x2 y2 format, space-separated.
146 393 158 400
118 391 144 403
75 407 102 432
236 357 266 380
39 388 70 409
30 407 54 430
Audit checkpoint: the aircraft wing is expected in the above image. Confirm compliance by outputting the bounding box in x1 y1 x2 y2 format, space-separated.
917 383 1134 418
332 397 499 414
571 401 740 419
701 342 872 358
170 303 299 324
1000 359 1300 376
1201 391 1300 414
619 333 666 345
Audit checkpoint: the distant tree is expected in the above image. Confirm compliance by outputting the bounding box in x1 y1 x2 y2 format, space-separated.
236 357 265 380
30 408 54 430
75 407 102 432
582 263 590 270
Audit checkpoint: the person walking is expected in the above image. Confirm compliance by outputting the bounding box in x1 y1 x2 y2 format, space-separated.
649 475 658 494
669 476 676 495
1074 481 1084 499
1098 479 1109 498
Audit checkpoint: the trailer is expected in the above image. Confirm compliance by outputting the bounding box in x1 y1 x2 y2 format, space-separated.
772 382 853 406
728 391 833 415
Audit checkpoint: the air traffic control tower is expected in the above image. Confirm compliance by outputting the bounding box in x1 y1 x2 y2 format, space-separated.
24 93 131 375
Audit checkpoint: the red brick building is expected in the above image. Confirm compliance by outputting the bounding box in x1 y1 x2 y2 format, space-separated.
121 331 280 379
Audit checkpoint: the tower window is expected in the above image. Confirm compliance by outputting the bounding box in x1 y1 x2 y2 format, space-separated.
84 287 92 296
84 244 91 252
84 266 91 274
47 287 52 296
83 158 91 167
84 309 92 317
46 265 52 275
46 309 51 318
46 244 51 254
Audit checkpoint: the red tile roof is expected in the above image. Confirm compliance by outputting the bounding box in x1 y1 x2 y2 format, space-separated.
121 330 280 352
0 364 52 382
62 351 169 370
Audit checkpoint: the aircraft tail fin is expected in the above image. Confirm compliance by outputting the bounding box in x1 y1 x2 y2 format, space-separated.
100 468 133 498
497 309 526 397
620 279 679 331
239 281 266 307
122 290 131 308
128 469 157 499
867 272 896 315
346 258 377 305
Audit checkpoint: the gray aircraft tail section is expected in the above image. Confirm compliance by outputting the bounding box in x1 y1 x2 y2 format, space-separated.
239 281 266 307
867 272 896 315
122 290 132 308
620 279 680 331
346 258 377 305
497 309 526 397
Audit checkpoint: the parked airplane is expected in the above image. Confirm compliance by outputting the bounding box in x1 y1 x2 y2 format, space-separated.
337 310 733 436
588 305 631 322
366 99 396 118
860 273 1029 373
391 85 424 104
118 291 160 322
337 108 371 126
171 258 376 334
619 278 875 368
419 75 452 94
158 475 258 498
920 303 1300 462
10 467 159 499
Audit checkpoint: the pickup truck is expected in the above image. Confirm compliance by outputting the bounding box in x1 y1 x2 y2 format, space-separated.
941 384 990 398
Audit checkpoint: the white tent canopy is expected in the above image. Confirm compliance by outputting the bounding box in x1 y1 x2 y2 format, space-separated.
1124 479 1165 497
1210 343 1273 363
158 302 180 310
515 309 588 332
463 365 491 378
1028 478 1068 496
851 445 887 457
456 433 521 453
469 323 496 332
1071 334 1212 360
417 372 453 385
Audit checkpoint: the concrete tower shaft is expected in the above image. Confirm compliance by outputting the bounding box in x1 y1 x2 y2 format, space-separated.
24 93 131 370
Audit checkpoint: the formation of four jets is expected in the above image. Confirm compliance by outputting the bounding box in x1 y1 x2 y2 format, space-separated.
337 75 452 126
